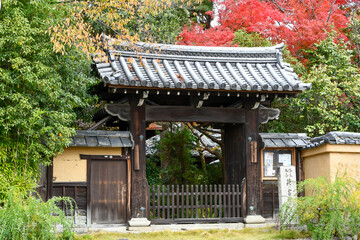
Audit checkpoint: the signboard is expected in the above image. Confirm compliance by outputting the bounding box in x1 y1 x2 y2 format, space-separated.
279 154 292 166
264 152 275 177
278 166 297 208
262 149 294 179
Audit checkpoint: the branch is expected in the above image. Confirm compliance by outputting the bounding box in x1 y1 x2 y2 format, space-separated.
188 124 223 161
96 20 122 36
190 123 223 147
267 0 293 14
327 0 337 23
196 122 211 128
52 0 80 3
310 0 318 21
195 127 221 134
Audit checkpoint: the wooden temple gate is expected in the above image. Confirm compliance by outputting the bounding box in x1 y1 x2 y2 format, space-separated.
90 42 310 224
104 95 282 220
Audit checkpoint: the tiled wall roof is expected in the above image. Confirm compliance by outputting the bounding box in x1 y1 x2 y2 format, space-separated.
304 131 360 149
260 133 310 148
70 130 133 148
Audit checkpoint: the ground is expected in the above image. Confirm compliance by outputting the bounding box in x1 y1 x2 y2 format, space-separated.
75 227 309 240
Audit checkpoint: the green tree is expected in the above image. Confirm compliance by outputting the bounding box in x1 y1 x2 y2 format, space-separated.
0 0 97 185
158 124 201 185
49 0 202 56
127 7 192 44
265 35 360 136
233 29 273 47
125 0 213 44
233 29 306 74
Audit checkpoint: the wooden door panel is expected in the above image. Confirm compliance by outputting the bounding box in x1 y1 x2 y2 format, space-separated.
90 160 127 224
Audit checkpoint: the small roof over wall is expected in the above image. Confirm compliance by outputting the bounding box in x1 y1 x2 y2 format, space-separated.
304 131 360 149
260 133 310 148
95 43 310 93
70 130 133 148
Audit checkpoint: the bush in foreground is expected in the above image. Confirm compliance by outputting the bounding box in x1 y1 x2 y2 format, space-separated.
0 186 74 240
279 175 360 239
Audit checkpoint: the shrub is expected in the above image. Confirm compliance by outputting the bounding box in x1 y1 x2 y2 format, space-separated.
158 123 201 185
0 170 36 202
0 186 75 240
279 175 360 240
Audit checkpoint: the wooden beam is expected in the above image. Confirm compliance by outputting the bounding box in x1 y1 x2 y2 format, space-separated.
88 115 113 130
52 182 87 187
86 157 92 226
80 154 129 160
147 106 246 123
46 160 53 201
105 104 247 123
126 158 131 221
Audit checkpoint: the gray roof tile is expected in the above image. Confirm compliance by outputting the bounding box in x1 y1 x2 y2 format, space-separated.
120 137 133 148
97 136 111 147
73 137 87 146
85 136 98 147
304 131 360 149
292 139 307 146
281 138 297 147
108 136 123 147
71 130 133 148
272 139 285 147
260 133 310 148
96 43 311 93
263 139 277 148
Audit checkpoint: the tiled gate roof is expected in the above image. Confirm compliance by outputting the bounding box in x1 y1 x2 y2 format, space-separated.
95 43 311 92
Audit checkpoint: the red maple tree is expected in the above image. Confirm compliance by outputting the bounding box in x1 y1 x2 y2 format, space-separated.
178 0 351 58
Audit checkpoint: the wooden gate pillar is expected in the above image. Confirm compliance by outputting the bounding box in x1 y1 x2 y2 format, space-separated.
129 95 150 220
244 108 263 217
224 108 263 218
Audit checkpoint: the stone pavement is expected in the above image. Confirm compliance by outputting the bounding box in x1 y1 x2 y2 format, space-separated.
72 221 277 234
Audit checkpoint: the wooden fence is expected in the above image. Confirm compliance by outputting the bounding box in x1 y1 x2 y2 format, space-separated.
52 182 87 216
262 181 279 218
150 184 244 224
